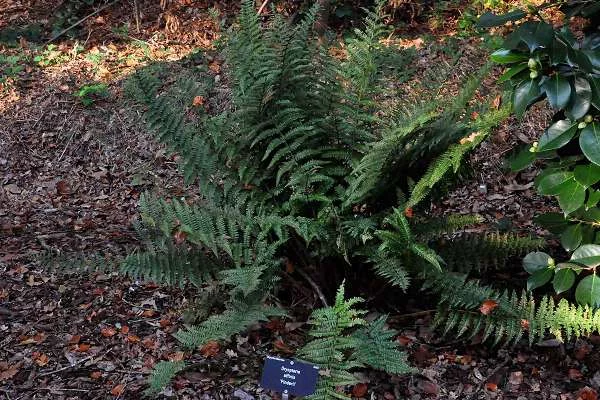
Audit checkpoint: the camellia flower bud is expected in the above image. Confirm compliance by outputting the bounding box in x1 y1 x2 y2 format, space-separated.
547 257 555 267
579 121 588 129
528 58 537 69
530 70 539 79
585 115 593 124
529 141 539 153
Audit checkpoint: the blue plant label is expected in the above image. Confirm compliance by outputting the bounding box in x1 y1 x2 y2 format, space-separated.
259 356 320 397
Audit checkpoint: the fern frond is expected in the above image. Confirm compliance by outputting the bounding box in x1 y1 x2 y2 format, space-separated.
175 302 285 348
412 214 483 240
406 104 511 208
426 271 600 345
146 361 186 395
435 232 545 272
121 246 223 288
299 284 412 400
353 316 415 374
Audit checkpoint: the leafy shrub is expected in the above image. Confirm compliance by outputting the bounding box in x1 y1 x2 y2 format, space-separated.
481 1 600 305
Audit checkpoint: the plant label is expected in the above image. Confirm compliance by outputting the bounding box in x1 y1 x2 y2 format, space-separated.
259 355 319 397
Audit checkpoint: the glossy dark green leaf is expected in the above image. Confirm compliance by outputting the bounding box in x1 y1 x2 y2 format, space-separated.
588 190 600 209
575 274 600 306
541 75 571 109
523 251 552 274
550 38 568 65
478 10 527 28
490 49 529 64
518 21 554 52
571 244 600 267
582 208 600 223
553 268 576 294
534 212 568 233
509 146 536 171
538 120 576 151
537 172 574 195
557 180 586 215
561 223 582 251
498 63 529 83
566 77 592 120
580 123 600 166
584 50 600 69
574 163 600 187
590 77 600 111
582 33 600 50
513 79 541 118
527 268 553 291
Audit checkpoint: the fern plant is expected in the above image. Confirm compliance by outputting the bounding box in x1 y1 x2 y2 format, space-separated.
118 0 511 394
298 284 413 400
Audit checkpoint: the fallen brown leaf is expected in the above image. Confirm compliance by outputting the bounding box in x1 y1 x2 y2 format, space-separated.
192 96 205 107
352 383 368 397
0 364 19 382
33 352 49 367
56 180 70 195
111 384 125 396
578 386 598 400
127 335 141 343
20 332 46 345
479 299 498 315
200 340 220 357
101 327 117 337
167 351 185 362
273 339 294 354
68 334 81 344
90 371 102 380
77 343 91 352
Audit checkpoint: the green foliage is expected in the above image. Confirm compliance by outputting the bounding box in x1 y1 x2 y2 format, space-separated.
376 208 444 273
175 300 285 349
427 271 600 346
0 53 26 83
345 61 496 207
487 4 600 227
407 104 511 208
483 1 600 306
352 316 415 375
436 232 545 273
122 0 505 392
73 83 108 106
522 244 600 306
146 361 186 395
33 44 68 66
298 284 411 400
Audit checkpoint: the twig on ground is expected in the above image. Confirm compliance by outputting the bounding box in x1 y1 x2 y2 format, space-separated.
294 265 328 307
395 310 436 319
37 348 112 378
257 0 270 15
46 0 122 44
133 0 141 33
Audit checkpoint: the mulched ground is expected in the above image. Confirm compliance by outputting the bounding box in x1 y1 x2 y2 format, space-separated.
3 1 600 399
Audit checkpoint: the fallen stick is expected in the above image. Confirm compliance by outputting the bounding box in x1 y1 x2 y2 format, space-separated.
46 0 122 44
257 0 270 15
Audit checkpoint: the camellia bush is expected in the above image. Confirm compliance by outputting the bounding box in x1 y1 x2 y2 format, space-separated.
481 1 600 305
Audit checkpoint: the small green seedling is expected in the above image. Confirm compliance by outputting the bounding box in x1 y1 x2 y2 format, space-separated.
74 83 109 106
